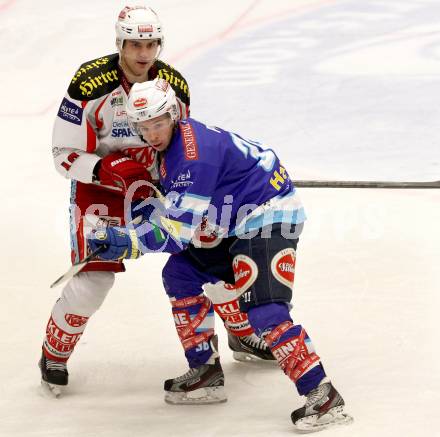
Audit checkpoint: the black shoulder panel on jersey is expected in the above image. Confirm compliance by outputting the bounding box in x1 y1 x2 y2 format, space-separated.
153 60 191 106
67 53 121 101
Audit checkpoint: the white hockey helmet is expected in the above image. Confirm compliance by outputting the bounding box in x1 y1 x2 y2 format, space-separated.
115 5 164 52
127 78 179 133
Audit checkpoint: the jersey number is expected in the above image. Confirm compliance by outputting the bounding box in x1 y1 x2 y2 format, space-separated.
230 133 276 172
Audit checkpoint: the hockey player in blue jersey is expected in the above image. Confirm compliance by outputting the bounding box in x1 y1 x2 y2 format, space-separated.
88 78 352 431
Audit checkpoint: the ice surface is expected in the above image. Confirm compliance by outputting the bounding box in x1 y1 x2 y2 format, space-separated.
0 1 439 436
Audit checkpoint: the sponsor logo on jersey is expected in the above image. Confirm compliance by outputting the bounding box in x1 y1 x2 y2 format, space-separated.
110 95 124 107
160 157 167 178
232 254 258 295
57 98 83 125
170 169 193 188
180 122 199 160
111 118 135 137
65 313 89 328
78 69 119 97
70 57 111 84
111 127 136 137
271 248 296 288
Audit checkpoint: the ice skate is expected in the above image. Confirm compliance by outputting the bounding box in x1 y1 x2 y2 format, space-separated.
228 331 275 362
39 351 68 398
291 378 353 432
164 335 227 405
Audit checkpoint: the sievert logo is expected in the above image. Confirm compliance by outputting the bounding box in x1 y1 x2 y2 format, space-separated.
278 262 294 273
71 57 110 84
271 248 296 288
234 269 250 282
57 98 83 125
79 69 119 97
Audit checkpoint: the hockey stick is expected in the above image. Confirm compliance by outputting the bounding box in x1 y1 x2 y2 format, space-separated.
293 180 440 189
50 247 104 289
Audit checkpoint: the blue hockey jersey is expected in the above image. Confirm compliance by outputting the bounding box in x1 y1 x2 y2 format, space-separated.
136 118 305 253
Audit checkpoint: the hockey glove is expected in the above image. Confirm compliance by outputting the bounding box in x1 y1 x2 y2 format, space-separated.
95 152 154 200
88 226 141 261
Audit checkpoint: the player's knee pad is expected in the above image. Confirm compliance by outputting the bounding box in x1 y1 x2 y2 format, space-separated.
60 271 115 316
170 293 215 367
203 281 254 336
230 225 298 312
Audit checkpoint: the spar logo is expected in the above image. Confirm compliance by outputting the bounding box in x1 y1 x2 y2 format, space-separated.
271 248 296 288
232 254 258 295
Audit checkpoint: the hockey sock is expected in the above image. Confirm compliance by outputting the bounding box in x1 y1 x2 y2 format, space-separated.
248 303 326 395
43 271 114 362
170 294 216 367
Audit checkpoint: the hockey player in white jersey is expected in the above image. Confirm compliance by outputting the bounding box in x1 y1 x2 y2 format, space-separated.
38 5 190 397
40 4 273 397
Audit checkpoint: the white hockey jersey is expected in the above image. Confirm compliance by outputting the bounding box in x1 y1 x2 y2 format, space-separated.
52 53 190 184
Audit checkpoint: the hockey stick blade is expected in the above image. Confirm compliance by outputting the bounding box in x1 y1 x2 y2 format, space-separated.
50 247 104 289
294 180 440 189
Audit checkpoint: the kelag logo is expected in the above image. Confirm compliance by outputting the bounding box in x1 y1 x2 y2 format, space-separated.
57 98 83 125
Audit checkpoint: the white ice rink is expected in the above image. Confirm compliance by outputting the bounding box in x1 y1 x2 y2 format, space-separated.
1 0 439 436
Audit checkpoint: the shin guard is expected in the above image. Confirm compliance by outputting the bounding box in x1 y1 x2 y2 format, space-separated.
265 322 325 395
170 294 215 367
248 303 326 395
203 281 254 337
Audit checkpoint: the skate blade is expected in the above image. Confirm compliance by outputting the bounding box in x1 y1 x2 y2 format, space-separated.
41 380 63 398
165 386 227 405
294 405 353 433
232 351 276 363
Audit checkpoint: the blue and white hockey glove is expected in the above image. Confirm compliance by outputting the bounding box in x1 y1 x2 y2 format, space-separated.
88 227 141 261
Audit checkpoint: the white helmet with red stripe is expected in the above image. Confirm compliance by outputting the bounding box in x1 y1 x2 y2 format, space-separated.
126 78 179 132
115 5 164 52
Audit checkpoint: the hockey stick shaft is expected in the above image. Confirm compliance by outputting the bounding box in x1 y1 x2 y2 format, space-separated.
50 247 104 289
293 180 440 189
